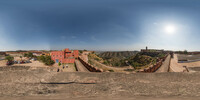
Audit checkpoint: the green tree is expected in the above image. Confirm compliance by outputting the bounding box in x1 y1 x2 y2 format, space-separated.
20 56 22 60
24 52 34 58
184 50 188 54
24 53 28 57
79 50 83 54
5 56 14 62
58 62 61 66
27 52 33 58
38 55 55 66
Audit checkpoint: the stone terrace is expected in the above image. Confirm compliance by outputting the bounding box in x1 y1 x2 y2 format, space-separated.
0 68 200 99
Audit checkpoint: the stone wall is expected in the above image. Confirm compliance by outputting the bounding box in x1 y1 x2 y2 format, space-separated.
78 57 103 72
140 54 169 73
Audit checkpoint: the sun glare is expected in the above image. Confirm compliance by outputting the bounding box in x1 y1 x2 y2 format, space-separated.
165 25 176 34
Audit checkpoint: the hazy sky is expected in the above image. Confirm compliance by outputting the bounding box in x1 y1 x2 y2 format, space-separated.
0 0 200 51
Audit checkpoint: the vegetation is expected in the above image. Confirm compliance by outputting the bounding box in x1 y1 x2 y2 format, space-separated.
103 57 127 67
128 54 156 69
79 50 83 54
89 53 128 67
158 53 165 58
5 56 14 62
20 56 22 60
124 69 134 72
24 52 35 58
58 62 61 66
92 51 138 67
98 51 138 59
108 69 114 72
88 53 104 62
38 55 55 66
127 52 166 69
90 51 167 69
176 50 188 54
184 50 188 54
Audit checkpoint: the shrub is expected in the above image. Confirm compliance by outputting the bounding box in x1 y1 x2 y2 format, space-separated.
5 56 14 62
24 52 34 58
58 62 61 66
79 50 83 54
38 55 55 66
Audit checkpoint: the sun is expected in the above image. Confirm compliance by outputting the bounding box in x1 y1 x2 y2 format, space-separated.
165 25 176 34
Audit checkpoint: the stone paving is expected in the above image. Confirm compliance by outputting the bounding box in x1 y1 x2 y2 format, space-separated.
156 55 171 72
0 68 200 99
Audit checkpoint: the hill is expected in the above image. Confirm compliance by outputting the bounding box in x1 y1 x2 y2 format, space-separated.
98 51 138 59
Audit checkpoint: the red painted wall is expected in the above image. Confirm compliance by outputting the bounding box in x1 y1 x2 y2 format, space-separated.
51 48 79 63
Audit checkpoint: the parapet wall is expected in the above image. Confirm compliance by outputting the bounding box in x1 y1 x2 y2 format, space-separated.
140 54 169 73
78 57 103 72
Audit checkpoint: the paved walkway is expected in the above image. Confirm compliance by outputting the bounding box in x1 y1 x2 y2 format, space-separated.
170 54 184 72
56 63 76 72
75 59 89 72
156 55 171 72
1 71 200 99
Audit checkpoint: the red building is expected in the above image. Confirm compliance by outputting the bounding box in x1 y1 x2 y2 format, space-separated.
51 48 79 63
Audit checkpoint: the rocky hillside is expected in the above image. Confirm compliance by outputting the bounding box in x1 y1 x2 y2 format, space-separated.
98 51 138 59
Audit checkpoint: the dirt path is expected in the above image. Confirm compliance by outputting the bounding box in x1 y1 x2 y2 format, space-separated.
81 51 90 62
0 60 6 66
75 60 89 72
170 54 184 72
156 55 171 72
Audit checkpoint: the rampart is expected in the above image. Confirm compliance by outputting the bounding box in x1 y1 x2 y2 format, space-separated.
78 57 103 72
140 54 169 73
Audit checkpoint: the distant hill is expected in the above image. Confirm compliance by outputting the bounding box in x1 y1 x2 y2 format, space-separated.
98 51 138 59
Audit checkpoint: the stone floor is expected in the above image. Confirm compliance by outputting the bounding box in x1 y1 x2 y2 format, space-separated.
0 68 200 99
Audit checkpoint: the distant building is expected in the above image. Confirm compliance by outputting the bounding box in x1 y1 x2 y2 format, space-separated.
51 48 79 63
141 46 164 52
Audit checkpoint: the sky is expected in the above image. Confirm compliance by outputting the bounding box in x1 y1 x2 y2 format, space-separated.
0 0 200 51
